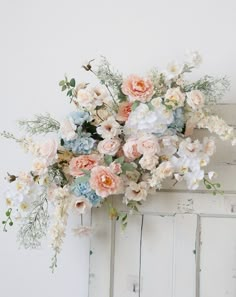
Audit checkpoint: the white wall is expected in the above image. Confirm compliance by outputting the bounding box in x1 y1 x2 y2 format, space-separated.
0 0 235 296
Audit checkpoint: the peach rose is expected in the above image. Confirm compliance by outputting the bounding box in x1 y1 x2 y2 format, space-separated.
121 75 154 102
69 155 99 177
123 137 141 161
116 102 132 122
90 166 122 198
97 138 121 156
137 134 160 156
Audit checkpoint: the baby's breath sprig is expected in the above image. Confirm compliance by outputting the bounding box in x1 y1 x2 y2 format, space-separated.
18 114 60 135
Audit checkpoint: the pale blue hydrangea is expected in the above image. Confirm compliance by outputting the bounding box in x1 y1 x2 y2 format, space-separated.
70 111 91 126
71 180 102 206
168 107 185 133
63 134 95 154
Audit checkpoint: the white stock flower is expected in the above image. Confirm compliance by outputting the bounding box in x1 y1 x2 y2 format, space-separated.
202 137 216 156
97 116 121 139
124 181 149 202
185 50 202 67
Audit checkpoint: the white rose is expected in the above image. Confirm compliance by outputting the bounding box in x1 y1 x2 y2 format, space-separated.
164 87 185 109
139 155 159 170
137 134 160 156
97 138 121 156
60 117 77 141
187 90 205 110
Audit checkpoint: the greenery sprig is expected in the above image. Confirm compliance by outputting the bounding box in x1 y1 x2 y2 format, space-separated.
2 208 14 232
203 178 224 195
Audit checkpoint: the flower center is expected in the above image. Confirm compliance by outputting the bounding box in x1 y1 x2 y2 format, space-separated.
101 175 113 187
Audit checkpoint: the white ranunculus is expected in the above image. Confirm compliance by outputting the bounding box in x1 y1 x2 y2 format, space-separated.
97 116 121 139
124 181 149 202
187 90 205 110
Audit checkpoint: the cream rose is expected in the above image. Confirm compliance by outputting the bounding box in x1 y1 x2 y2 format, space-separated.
139 155 159 170
187 90 205 110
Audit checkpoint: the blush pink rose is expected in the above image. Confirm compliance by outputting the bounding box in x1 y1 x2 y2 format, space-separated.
69 155 99 177
137 134 160 156
116 102 132 122
97 138 121 156
121 75 154 102
90 166 122 198
123 137 141 161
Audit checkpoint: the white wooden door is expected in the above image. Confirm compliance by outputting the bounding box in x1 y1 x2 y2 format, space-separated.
89 104 236 297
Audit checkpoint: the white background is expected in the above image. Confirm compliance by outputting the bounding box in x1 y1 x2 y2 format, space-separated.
0 0 236 296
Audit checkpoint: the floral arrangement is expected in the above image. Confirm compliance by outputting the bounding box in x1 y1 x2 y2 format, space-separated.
1 52 235 271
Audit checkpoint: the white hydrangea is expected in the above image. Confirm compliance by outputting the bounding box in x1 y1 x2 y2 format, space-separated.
124 103 174 135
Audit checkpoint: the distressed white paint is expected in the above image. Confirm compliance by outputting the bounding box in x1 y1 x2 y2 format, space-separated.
89 105 236 297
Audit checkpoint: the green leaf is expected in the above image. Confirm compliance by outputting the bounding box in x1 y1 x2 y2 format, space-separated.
131 101 140 111
2 221 6 224
121 163 135 173
75 175 90 183
80 169 90 176
104 155 113 165
114 156 125 164
70 78 76 87
61 85 67 92
59 80 65 86
206 184 212 190
9 222 13 226
6 211 10 217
